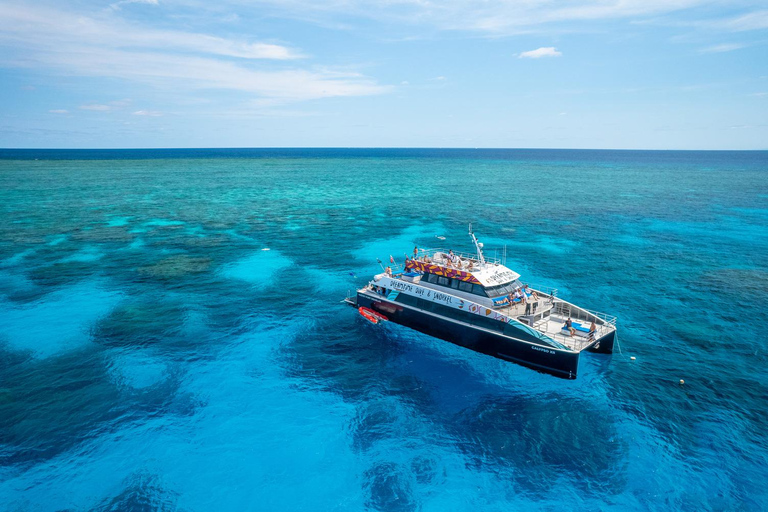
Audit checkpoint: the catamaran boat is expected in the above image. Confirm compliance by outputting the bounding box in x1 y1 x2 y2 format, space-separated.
345 228 618 379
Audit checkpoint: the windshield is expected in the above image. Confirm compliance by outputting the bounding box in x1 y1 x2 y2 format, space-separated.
485 279 521 298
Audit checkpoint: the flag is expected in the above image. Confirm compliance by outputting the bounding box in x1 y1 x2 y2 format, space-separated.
389 255 395 264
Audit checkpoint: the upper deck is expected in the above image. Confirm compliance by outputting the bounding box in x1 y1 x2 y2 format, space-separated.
404 247 520 288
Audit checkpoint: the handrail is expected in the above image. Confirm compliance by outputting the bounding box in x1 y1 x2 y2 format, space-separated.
551 300 617 327
526 283 559 297
584 308 618 327
416 247 503 265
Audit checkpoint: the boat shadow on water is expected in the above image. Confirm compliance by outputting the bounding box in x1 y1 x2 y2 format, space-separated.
280 308 628 501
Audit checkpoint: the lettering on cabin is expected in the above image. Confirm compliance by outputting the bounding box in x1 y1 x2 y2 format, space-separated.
432 292 453 304
485 269 516 284
415 288 425 296
390 281 413 292
531 345 555 355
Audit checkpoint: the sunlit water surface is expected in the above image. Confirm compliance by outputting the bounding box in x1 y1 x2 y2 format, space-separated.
1 149 766 510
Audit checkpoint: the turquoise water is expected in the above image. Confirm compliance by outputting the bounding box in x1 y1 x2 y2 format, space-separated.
0 149 766 510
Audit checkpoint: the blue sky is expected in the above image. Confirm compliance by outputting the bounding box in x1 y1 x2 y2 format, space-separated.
0 0 766 149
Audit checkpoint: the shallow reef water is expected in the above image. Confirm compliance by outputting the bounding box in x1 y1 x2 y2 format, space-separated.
0 148 767 510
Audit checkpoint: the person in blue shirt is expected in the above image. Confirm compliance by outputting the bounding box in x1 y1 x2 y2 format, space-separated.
564 317 576 337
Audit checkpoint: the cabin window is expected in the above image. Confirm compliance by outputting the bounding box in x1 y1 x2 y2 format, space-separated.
472 284 487 296
458 281 473 293
450 279 459 289
426 273 439 284
437 276 450 287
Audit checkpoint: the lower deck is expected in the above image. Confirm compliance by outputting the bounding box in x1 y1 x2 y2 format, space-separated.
495 296 615 352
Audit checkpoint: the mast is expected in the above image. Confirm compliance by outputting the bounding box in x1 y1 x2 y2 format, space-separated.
468 223 486 264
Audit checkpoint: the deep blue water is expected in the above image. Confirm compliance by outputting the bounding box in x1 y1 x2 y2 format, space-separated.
0 149 766 510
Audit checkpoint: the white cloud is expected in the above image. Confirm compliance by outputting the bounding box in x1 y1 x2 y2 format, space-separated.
111 0 159 9
110 99 132 107
724 9 768 31
519 47 562 59
699 43 745 53
45 49 388 103
0 3 388 105
80 104 112 111
77 100 132 112
245 0 714 34
0 4 304 61
49 109 69 114
133 110 163 116
637 7 768 33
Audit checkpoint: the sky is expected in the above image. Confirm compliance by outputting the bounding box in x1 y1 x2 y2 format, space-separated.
0 0 766 149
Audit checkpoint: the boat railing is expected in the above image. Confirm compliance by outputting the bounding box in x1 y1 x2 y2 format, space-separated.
549 329 594 352
552 301 617 328
585 308 617 327
526 283 559 297
415 247 502 266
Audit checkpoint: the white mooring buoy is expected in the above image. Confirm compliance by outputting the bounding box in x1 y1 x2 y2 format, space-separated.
630 356 636 361
679 379 685 385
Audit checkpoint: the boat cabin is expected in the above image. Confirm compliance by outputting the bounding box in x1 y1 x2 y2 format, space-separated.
401 246 525 308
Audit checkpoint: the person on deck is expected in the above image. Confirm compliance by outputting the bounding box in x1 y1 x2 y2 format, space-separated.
565 317 576 337
444 251 454 268
413 246 418 259
385 266 392 276
589 321 597 342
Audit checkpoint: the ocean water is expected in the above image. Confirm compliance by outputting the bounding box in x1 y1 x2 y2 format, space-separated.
0 148 766 511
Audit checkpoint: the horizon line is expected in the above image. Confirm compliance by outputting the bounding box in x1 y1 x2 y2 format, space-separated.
2 146 767 152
